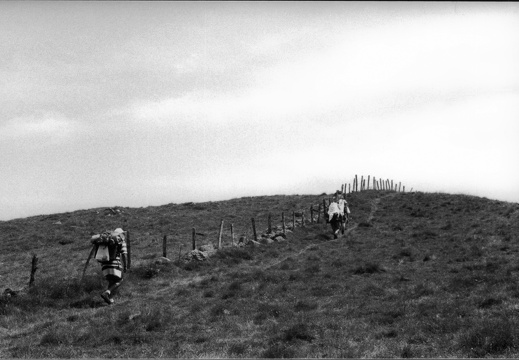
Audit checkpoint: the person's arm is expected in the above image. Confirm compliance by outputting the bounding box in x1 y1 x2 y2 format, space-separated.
121 253 128 272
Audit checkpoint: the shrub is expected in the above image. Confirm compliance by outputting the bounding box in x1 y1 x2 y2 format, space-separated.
294 300 318 312
228 342 248 356
353 262 385 275
262 344 296 358
282 323 314 342
459 318 516 357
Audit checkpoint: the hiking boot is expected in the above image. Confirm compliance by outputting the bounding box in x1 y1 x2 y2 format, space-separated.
101 291 114 305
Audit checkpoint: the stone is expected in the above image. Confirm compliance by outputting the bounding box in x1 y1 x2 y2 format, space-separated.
274 236 286 242
199 244 216 253
155 257 171 264
260 238 274 244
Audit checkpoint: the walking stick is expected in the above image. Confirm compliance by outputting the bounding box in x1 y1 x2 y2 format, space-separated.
81 245 96 282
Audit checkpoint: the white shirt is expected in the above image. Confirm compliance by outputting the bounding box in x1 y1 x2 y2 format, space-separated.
328 202 340 215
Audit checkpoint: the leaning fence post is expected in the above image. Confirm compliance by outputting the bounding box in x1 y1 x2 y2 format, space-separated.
126 230 131 270
218 219 224 249
192 228 196 250
282 212 286 235
163 235 167 258
29 254 38 288
251 218 258 242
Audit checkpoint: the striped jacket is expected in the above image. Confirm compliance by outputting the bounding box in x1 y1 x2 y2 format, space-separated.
100 241 127 278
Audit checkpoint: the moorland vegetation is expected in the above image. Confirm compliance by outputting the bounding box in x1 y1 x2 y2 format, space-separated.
1 189 519 357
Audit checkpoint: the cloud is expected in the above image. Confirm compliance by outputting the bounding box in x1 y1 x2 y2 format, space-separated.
0 115 78 141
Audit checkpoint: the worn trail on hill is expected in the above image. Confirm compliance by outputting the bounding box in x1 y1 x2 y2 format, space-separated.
264 193 394 270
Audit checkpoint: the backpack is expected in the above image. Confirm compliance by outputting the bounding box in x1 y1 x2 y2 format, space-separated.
91 231 124 262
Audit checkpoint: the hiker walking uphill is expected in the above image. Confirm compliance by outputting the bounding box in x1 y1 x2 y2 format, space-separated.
90 228 128 305
337 192 351 225
327 193 344 239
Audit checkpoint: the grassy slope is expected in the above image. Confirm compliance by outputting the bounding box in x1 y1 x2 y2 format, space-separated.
1 191 519 358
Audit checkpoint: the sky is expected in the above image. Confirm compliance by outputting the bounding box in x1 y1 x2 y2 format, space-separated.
1 2 518 221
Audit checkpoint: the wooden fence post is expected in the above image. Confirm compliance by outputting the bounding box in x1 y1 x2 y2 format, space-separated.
367 175 370 190
251 218 258 242
355 174 358 192
391 180 393 191
126 230 131 270
163 235 167 258
218 219 224 249
341 184 344 193
231 223 235 246
403 186 405 192
348 183 351 194
360 176 364 191
268 213 272 234
302 211 305 227
399 182 401 192
29 254 38 288
386 179 389 190
292 211 296 230
192 228 196 250
310 206 314 223
282 212 286 235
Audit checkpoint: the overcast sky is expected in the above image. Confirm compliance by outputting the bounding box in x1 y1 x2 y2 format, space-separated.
1 2 518 221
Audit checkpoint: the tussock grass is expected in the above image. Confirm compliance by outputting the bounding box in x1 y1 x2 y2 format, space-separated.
2 191 519 357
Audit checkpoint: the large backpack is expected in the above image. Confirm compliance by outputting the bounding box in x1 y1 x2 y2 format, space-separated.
91 231 124 262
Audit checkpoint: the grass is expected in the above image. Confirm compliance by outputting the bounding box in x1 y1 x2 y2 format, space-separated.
0 191 519 357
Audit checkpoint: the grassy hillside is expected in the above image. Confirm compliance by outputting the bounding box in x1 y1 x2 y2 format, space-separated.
1 190 519 358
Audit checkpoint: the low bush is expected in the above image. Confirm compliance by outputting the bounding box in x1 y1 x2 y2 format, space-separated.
353 262 385 275
282 323 314 342
262 344 297 358
459 317 517 357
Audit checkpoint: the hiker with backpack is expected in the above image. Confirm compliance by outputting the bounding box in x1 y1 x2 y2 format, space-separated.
337 192 350 226
90 228 128 305
327 193 343 238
